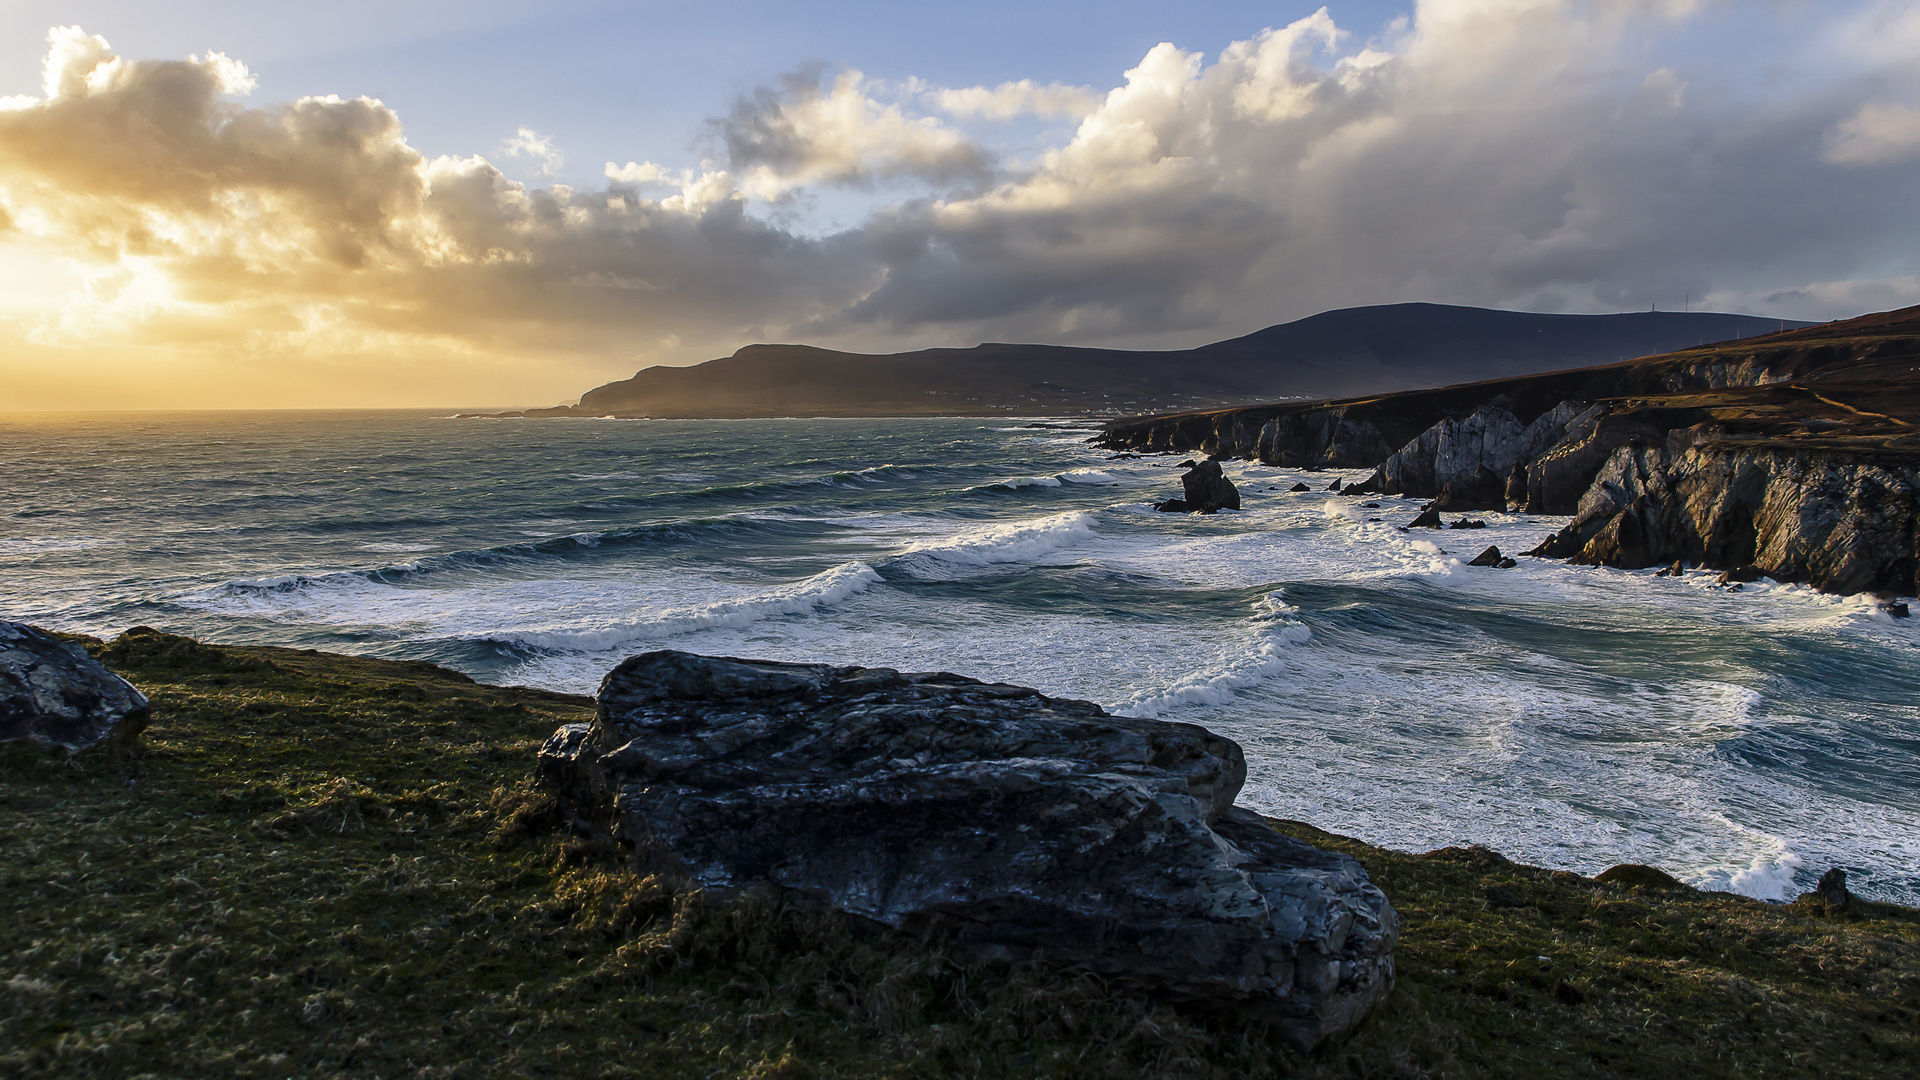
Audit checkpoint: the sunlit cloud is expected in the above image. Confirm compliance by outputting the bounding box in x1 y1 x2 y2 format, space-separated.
2 2 1919 409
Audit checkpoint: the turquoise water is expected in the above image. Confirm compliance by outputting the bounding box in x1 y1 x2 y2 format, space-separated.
4 410 1916 903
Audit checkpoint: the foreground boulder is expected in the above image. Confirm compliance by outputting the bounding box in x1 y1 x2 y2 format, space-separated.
540 651 1397 1049
1 622 150 752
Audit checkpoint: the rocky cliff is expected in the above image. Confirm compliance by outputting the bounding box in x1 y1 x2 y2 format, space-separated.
1096 306 1920 597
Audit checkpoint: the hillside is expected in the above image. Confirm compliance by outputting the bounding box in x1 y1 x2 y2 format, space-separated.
494 304 1801 418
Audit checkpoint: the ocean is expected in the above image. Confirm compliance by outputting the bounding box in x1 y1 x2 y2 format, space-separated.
4 409 1916 904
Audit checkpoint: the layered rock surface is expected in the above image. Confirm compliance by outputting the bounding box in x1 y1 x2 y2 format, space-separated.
1097 305 1920 596
1 621 150 751
538 650 1397 1049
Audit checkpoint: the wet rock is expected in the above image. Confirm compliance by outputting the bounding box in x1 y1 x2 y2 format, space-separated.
1288 482 1311 493
540 651 1399 1050
1655 560 1685 577
1888 602 1911 619
1326 478 1343 492
1816 868 1853 914
1405 504 1443 529
1468 546 1505 567
1 622 150 753
1362 502 1381 509
1447 519 1487 530
1718 564 1764 585
1496 557 1518 569
1155 499 1193 513
1173 459 1242 513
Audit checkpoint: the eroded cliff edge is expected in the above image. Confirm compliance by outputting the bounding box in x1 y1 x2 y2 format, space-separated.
1096 305 1920 597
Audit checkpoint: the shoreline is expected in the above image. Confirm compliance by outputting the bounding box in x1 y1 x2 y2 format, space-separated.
7 628 1916 1078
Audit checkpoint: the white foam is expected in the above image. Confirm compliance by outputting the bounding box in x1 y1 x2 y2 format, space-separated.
499 561 882 651
1060 468 1118 484
895 511 1097 567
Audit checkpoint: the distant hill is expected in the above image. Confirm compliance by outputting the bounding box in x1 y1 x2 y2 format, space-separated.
508 304 1808 418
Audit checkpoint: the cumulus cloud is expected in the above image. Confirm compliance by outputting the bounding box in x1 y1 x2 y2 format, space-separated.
710 67 994 197
929 79 1104 121
3 3 1920 408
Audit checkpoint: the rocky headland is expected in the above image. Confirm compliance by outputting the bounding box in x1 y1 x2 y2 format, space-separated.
1097 305 1920 598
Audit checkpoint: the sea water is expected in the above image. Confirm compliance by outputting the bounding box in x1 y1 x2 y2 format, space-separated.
4 410 1916 904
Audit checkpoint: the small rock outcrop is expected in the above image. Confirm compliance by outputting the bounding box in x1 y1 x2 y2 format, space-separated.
1405 504 1443 529
1157 459 1242 513
1468 546 1505 567
1 622 150 752
539 651 1398 1050
1288 482 1312 493
1815 868 1854 914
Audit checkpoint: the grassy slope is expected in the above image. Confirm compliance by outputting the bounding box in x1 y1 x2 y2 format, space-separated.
2 630 1915 1079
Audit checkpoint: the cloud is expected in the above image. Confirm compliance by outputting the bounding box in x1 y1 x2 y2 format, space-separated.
929 79 1103 121
499 126 565 175
710 67 994 198
3 4 1920 409
1824 102 1920 165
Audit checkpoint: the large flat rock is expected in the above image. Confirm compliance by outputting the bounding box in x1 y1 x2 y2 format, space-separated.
539 650 1397 1049
1 622 149 752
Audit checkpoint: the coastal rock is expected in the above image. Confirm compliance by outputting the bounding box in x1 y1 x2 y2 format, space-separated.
1447 519 1487 530
1175 459 1242 513
1468 546 1505 567
1406 504 1443 529
1288 482 1312 493
1815 868 1854 914
1 622 150 752
1326 478 1343 492
539 651 1398 1050
1525 440 1920 596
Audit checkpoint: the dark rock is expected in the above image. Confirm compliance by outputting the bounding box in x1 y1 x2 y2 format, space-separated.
1 622 150 753
1326 478 1343 492
1593 864 1687 889
1496 557 1518 569
1175 460 1197 469
1155 499 1192 513
1468 546 1504 567
1405 504 1443 529
1816 868 1853 913
1175 459 1242 513
1718 564 1764 585
1655 560 1685 577
1889 602 1911 619
1362 502 1381 509
1288 482 1311 493
540 651 1398 1049
1367 517 1382 522
1447 519 1487 530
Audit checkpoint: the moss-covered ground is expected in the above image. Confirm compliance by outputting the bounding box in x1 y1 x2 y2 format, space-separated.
3 628 1915 1078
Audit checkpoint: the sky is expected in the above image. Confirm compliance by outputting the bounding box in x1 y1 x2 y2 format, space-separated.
2 0 1919 410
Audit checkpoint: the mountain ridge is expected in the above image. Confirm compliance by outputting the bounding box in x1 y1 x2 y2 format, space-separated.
490 303 1806 418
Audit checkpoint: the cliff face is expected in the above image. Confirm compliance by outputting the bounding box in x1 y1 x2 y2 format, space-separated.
1096 305 1920 596
1528 439 1919 596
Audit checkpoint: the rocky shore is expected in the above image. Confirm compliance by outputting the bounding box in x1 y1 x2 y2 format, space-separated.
1096 305 1920 598
5 628 1916 1078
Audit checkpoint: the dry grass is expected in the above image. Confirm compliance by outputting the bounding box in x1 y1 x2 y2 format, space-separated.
2 628 1915 1078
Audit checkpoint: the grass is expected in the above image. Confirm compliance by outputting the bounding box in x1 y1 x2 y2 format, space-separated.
2 628 1915 1078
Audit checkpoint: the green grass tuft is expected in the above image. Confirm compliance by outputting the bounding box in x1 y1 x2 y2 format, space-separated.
2 629 1914 1078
